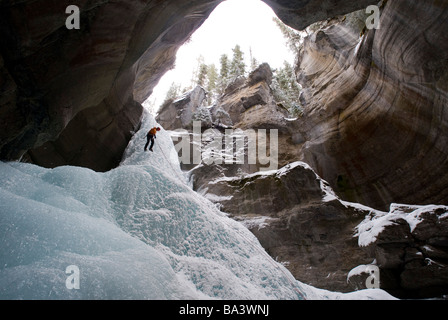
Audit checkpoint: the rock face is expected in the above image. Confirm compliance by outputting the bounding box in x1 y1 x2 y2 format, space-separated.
197 161 374 292
199 157 448 297
157 86 208 131
263 0 376 30
159 63 304 173
0 0 377 171
356 204 448 298
214 63 289 130
292 0 448 210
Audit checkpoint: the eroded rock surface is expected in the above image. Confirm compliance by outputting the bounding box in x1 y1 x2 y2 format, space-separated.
157 86 208 131
293 0 448 210
196 161 374 292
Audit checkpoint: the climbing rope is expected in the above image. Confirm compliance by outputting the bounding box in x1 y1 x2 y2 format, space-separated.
156 141 187 183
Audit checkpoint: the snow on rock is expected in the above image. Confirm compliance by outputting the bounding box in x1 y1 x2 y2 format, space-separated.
355 203 448 247
298 283 396 300
237 216 278 231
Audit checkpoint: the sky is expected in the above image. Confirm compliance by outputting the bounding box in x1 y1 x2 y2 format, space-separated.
143 0 295 113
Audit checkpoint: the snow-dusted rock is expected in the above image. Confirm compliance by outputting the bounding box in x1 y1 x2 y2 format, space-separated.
355 204 448 298
156 86 207 130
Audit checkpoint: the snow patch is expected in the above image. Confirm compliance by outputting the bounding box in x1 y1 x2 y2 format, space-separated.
238 216 277 231
355 203 448 247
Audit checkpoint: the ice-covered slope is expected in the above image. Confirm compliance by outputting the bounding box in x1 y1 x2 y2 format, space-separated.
0 111 395 300
0 112 300 299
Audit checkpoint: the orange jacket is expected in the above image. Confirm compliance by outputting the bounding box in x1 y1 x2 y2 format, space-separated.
149 127 158 135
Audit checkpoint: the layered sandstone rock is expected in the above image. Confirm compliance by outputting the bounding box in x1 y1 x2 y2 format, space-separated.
160 63 299 174
293 0 448 210
216 63 289 130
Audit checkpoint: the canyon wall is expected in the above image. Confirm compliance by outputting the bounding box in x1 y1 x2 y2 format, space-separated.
293 0 448 210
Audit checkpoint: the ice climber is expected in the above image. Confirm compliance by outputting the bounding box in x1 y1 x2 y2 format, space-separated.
144 127 161 152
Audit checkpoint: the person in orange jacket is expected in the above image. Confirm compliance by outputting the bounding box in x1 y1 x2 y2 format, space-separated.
144 127 161 152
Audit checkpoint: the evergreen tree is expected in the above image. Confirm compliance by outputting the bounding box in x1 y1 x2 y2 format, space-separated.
249 47 258 71
273 17 302 55
191 55 205 87
218 54 230 94
197 63 208 87
272 17 305 116
229 44 246 79
219 54 229 80
164 82 181 102
272 61 302 116
206 63 218 104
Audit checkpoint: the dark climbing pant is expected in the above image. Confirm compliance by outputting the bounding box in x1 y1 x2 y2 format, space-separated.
144 134 155 151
